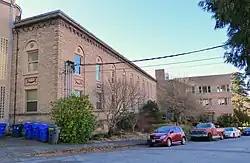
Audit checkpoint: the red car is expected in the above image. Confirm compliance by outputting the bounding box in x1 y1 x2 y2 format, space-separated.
147 126 186 147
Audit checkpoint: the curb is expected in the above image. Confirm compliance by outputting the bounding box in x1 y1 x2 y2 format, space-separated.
26 141 148 157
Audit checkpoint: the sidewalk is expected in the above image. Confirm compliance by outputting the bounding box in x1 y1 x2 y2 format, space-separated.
0 137 147 163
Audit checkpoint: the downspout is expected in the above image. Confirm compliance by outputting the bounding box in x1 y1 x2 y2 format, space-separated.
6 0 14 123
13 29 19 125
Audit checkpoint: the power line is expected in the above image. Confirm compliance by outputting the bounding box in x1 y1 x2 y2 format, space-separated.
83 62 225 73
76 44 226 66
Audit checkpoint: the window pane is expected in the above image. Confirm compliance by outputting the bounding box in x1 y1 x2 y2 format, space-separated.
74 90 81 97
28 62 38 71
27 101 37 112
27 89 37 101
74 55 81 74
96 65 100 81
28 52 38 62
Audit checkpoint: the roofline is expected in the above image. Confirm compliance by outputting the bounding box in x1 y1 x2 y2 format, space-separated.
14 10 157 82
175 73 232 79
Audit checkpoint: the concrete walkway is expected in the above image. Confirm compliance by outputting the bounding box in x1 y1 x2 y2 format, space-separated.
0 137 146 163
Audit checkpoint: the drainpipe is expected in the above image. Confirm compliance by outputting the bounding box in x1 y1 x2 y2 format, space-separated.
6 0 14 124
13 29 19 125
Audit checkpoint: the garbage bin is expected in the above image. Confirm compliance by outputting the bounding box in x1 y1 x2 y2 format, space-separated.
24 122 32 139
48 125 61 144
0 123 7 137
12 124 24 137
31 122 40 141
39 124 48 142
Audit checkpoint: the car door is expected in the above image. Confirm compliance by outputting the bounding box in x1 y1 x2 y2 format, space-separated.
175 127 182 141
170 127 178 142
211 124 218 136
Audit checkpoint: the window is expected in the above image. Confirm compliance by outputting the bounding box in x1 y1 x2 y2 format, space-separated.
202 86 208 93
74 55 81 74
122 69 126 85
0 38 8 80
130 73 133 86
192 86 195 93
96 64 101 81
199 86 202 93
217 85 230 92
28 51 38 72
111 70 115 83
218 98 228 105
26 89 37 112
0 86 5 118
74 90 82 97
96 92 102 109
208 86 211 92
147 81 149 98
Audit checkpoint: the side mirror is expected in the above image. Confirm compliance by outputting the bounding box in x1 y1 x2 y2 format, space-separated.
170 131 174 134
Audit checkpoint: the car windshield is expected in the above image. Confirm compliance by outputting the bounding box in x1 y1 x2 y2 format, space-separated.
225 128 233 131
155 126 172 133
196 123 211 128
244 127 250 131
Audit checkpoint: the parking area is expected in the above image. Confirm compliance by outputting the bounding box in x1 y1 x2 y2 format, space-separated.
1 136 250 163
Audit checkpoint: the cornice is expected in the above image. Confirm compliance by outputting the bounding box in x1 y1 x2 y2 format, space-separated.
14 10 156 82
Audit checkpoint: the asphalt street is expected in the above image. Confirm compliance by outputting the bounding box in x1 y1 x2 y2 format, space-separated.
19 136 250 163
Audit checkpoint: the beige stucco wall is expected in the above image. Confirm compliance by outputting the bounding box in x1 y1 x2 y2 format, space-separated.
0 0 21 122
10 16 157 126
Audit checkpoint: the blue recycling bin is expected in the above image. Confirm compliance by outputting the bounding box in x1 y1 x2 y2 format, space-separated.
0 123 7 137
32 122 40 140
24 122 32 139
39 124 48 142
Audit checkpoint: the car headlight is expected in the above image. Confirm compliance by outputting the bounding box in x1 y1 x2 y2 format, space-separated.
160 135 167 139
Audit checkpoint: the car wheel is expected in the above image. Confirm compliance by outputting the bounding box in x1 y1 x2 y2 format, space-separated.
208 133 213 141
166 138 172 147
181 137 186 145
149 144 154 147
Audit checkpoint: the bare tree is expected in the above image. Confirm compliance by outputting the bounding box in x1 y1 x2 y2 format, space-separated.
96 78 144 134
158 78 206 124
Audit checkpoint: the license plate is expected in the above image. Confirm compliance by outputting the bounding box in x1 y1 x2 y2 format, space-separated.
152 140 155 143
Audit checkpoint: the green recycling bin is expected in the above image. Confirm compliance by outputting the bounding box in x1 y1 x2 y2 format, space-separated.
48 125 61 144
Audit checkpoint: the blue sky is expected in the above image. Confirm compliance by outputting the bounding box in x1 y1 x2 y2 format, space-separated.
17 0 239 78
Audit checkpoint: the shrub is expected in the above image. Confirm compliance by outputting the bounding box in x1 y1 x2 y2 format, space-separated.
51 95 96 144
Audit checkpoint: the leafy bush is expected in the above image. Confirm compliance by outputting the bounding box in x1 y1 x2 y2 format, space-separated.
51 95 96 144
217 114 238 127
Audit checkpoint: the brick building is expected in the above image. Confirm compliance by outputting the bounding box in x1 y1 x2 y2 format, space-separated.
156 69 233 121
5 10 157 129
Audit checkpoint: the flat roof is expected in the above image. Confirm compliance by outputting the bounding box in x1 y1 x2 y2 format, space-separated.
14 10 156 82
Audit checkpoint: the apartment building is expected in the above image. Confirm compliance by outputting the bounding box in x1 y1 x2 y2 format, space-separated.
156 69 233 121
5 10 157 130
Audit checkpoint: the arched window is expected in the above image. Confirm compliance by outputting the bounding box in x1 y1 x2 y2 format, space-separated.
130 73 134 86
122 69 126 85
111 64 116 83
74 46 84 74
96 56 102 82
147 81 149 98
25 40 38 72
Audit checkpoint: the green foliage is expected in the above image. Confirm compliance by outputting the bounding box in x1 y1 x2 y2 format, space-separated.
140 100 161 122
233 109 250 126
116 112 137 131
217 114 238 127
231 72 248 96
198 0 250 80
51 95 96 144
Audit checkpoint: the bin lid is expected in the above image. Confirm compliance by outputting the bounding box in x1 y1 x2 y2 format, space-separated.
31 122 40 128
0 123 7 127
39 124 48 129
